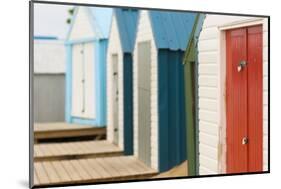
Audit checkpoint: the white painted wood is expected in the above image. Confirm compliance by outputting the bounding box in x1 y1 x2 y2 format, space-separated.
69 7 95 40
133 10 159 171
83 42 96 118
71 44 84 117
71 42 96 119
198 15 269 174
106 14 124 150
34 40 65 74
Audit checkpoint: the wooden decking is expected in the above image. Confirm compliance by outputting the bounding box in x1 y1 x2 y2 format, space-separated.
34 140 123 161
34 123 106 143
34 156 157 187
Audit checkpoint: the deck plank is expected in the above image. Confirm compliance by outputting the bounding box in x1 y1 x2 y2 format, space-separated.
34 162 50 185
34 156 158 187
70 160 92 180
60 160 82 181
106 157 132 177
77 159 102 179
34 122 105 141
33 168 39 186
34 140 122 161
86 158 113 178
98 157 121 177
52 161 72 181
42 162 61 183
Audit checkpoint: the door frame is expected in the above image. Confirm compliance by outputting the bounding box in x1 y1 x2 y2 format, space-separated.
217 19 265 173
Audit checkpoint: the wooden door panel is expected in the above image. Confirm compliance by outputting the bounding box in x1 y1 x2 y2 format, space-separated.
137 41 151 166
226 25 263 173
112 54 119 145
226 28 248 173
247 25 263 172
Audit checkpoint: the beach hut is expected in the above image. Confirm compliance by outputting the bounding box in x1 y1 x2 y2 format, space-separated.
133 10 197 172
197 15 268 175
183 13 205 176
34 36 66 122
65 6 112 127
106 9 139 155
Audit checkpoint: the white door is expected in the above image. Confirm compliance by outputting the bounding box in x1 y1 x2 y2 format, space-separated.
71 42 96 119
112 54 119 145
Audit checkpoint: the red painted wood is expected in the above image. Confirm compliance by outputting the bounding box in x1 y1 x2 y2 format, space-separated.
226 28 248 173
226 25 263 173
247 25 263 172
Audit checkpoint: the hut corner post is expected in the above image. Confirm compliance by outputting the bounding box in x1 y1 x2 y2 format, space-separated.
184 13 205 176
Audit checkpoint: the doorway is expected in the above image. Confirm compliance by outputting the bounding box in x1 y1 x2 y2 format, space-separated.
112 54 119 145
137 41 151 166
226 25 263 173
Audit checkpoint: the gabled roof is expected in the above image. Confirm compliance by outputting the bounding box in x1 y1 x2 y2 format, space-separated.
66 6 113 40
148 10 197 51
88 7 113 38
115 8 139 53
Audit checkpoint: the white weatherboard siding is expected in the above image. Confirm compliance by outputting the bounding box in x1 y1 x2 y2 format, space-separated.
133 11 159 171
198 15 268 175
34 40 65 74
106 14 124 150
69 7 95 40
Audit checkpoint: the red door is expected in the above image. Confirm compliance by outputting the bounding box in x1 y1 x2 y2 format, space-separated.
226 25 263 173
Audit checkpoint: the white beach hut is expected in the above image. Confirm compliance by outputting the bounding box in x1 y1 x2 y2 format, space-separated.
197 15 268 175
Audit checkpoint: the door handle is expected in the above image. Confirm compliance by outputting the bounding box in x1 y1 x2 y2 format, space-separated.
237 60 247 72
242 137 248 145
114 128 118 132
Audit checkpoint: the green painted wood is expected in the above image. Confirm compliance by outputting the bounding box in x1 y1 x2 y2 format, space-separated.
184 43 196 176
183 14 205 176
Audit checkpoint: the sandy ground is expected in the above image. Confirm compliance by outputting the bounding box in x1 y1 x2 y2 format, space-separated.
153 160 188 178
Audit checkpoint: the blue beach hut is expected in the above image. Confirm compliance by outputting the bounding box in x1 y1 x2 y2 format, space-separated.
65 6 112 127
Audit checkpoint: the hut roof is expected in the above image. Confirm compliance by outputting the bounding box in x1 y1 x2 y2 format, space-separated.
66 6 113 40
115 8 139 53
149 10 197 51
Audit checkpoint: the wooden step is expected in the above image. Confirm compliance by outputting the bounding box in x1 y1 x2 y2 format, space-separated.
34 140 123 162
33 156 158 187
34 123 106 143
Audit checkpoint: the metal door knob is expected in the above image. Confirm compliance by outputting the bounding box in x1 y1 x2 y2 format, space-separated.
242 137 249 145
237 60 247 72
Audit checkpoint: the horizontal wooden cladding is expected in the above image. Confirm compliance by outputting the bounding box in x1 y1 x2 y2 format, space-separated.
198 38 219 52
199 155 218 172
199 110 218 124
198 87 217 99
199 98 218 111
199 76 218 88
198 64 218 75
198 51 218 63
263 76 268 90
199 121 219 136
263 62 268 76
199 166 217 175
263 106 268 120
199 27 218 40
34 140 123 162
263 46 268 61
199 132 218 148
33 156 157 187
199 143 218 160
